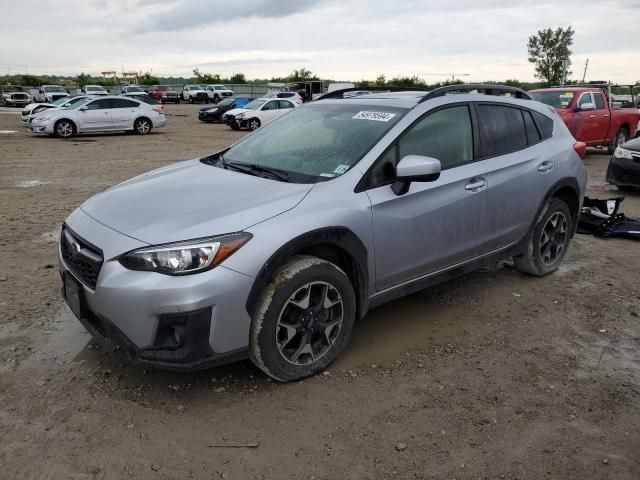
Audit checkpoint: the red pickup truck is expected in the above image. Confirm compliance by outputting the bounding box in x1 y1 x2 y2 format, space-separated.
529 87 640 154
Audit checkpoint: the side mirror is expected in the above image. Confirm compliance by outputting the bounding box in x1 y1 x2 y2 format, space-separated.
79 105 88 111
392 155 441 195
578 102 595 112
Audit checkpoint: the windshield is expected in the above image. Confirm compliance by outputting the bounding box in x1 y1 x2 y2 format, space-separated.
244 99 266 110
218 98 234 106
530 90 575 109
3 86 21 92
67 98 92 109
214 85 227 90
127 86 143 92
223 103 407 181
46 86 66 93
63 96 89 107
156 86 169 91
86 86 105 91
52 97 69 105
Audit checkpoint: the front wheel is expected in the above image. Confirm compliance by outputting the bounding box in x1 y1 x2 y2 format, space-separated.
248 118 261 131
607 128 628 154
134 118 152 135
513 197 572 277
54 119 75 138
249 256 356 382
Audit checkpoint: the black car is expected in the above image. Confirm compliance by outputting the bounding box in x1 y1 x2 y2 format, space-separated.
197 96 253 123
606 136 640 190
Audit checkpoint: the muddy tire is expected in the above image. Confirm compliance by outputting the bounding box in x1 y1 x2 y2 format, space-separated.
249 255 356 382
607 127 628 155
513 198 572 277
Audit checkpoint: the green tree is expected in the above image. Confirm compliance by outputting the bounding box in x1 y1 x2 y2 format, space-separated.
289 68 317 81
527 27 574 86
388 75 425 87
20 74 43 87
375 74 386 86
75 72 92 87
192 69 220 84
138 71 160 85
229 73 246 84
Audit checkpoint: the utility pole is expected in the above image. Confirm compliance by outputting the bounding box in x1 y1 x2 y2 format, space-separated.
581 59 589 83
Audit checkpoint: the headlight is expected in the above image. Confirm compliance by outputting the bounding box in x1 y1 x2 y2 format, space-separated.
119 232 252 275
206 108 218 113
614 147 633 159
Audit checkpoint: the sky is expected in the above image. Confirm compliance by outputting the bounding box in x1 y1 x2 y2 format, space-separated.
1 0 639 83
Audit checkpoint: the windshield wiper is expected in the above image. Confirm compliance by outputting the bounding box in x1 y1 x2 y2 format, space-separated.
224 161 290 182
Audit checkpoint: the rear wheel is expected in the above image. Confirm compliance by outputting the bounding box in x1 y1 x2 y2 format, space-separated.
213 94 220 103
54 119 75 138
513 198 572 277
134 117 152 135
607 127 628 154
249 256 356 382
248 118 261 131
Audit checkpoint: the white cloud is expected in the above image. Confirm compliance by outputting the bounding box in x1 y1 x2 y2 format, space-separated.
0 0 638 83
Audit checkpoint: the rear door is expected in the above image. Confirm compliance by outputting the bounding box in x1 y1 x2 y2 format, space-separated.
79 98 113 131
366 104 491 291
111 98 141 130
590 92 611 144
479 103 558 250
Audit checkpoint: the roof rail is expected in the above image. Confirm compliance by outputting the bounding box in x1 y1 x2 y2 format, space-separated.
317 86 428 100
419 84 532 103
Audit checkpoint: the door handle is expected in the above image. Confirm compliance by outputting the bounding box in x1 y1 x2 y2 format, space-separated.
465 178 486 191
589 115 596 118
604 114 610 118
538 161 554 172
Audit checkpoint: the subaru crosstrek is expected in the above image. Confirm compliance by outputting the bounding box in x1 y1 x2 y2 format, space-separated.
59 85 587 382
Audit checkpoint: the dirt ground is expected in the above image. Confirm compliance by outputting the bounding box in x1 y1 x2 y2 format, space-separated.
0 104 639 480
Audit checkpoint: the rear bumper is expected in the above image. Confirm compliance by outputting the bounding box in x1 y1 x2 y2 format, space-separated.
606 154 640 187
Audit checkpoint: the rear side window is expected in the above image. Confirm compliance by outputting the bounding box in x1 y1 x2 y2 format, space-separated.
278 100 294 109
532 111 554 139
522 110 541 144
112 98 139 108
476 104 527 157
594 93 605 110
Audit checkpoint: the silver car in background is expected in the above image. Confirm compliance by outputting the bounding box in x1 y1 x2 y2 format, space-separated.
30 96 166 137
59 85 587 381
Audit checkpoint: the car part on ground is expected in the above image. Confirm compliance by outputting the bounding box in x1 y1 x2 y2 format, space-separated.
578 196 640 241
30 96 166 138
59 84 587 381
606 136 640 188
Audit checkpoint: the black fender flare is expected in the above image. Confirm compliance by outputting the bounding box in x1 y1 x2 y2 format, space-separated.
245 227 370 320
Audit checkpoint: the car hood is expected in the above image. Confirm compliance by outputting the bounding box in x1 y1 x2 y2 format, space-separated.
226 107 250 116
622 136 640 151
80 159 313 245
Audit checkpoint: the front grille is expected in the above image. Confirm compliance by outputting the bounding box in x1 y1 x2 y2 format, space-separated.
12 93 28 100
196 92 208 99
60 227 103 289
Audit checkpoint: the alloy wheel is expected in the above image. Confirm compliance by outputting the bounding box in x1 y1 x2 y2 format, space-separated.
539 212 568 265
275 281 343 366
136 119 150 134
249 120 260 130
56 121 73 137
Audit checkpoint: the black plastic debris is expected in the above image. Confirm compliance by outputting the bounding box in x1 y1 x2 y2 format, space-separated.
578 197 640 240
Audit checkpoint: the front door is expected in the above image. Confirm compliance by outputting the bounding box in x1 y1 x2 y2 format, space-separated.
80 98 113 131
366 105 490 292
259 100 281 124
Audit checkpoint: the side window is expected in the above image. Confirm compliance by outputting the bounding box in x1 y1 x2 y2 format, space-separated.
262 101 278 111
398 106 473 170
522 110 542 144
278 100 294 109
594 93 605 110
112 98 139 108
531 111 554 139
85 99 112 110
578 93 593 108
369 147 398 187
476 104 527 157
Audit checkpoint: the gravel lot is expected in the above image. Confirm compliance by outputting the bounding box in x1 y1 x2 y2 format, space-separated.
1 104 639 479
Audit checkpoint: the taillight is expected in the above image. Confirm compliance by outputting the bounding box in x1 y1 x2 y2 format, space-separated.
573 142 587 159
152 106 164 114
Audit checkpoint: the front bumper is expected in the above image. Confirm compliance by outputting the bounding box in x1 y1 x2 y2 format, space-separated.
606 153 640 187
29 120 53 134
4 97 30 106
58 209 255 370
198 110 221 122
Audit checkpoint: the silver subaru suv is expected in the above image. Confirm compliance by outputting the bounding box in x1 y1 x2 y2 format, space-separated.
59 85 587 382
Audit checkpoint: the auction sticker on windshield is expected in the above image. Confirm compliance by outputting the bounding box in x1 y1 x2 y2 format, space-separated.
353 111 396 122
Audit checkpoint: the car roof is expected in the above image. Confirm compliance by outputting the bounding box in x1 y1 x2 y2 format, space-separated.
318 91 429 109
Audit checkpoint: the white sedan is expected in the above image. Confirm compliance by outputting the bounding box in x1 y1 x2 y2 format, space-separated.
29 96 166 138
225 98 299 131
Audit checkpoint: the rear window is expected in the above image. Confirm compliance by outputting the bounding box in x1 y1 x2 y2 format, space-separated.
529 90 575 109
476 104 527 157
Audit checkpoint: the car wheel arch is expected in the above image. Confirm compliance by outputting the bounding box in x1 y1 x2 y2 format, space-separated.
531 178 581 239
245 227 370 321
54 118 77 134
